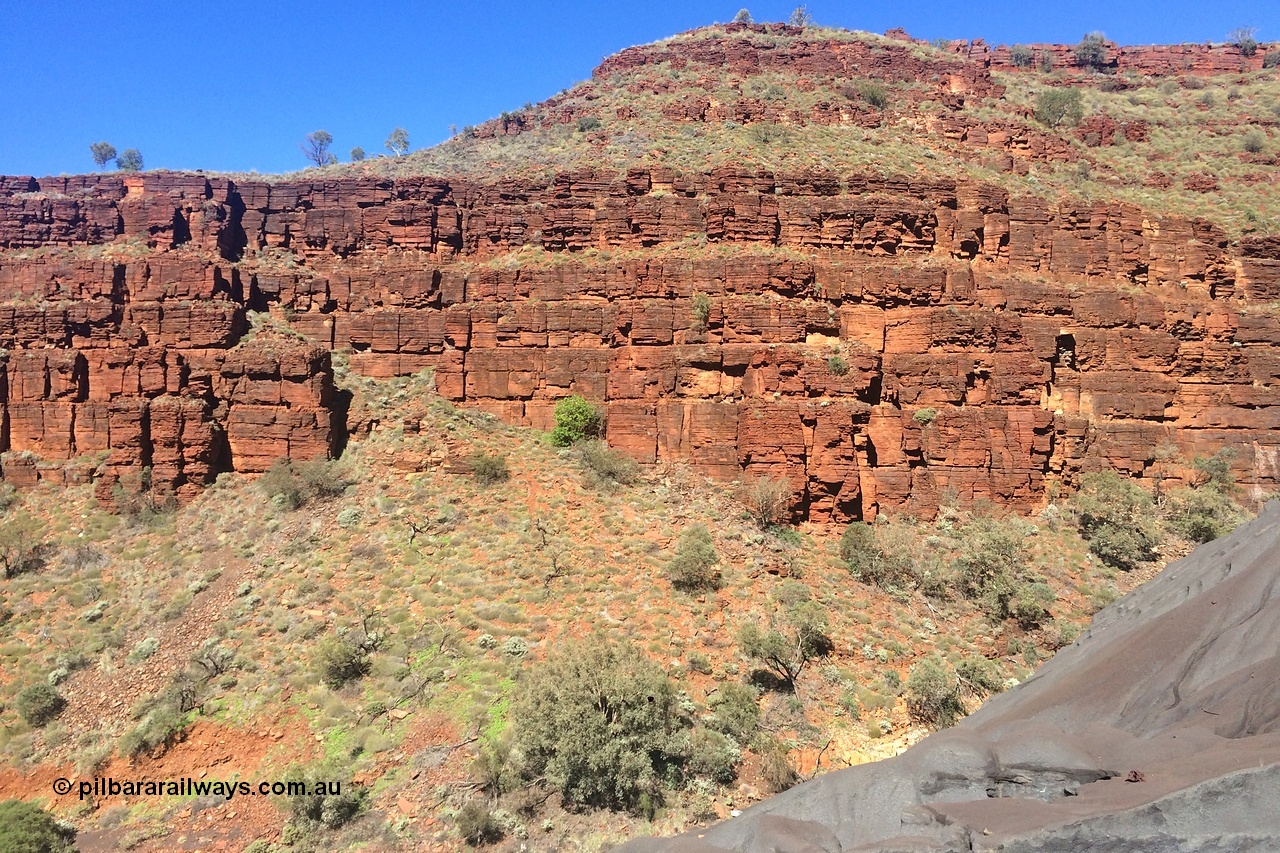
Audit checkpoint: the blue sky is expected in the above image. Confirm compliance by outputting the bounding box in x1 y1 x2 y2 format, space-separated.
1 1 1275 177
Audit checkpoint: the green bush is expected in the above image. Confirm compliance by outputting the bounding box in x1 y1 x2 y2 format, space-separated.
707 683 760 742
470 452 510 485
550 395 603 446
906 656 964 729
1163 485 1245 544
1034 88 1084 128
1010 582 1055 628
839 522 914 591
667 524 720 592
1070 471 1161 570
955 655 1004 696
575 116 602 132
691 293 712 330
827 355 849 376
1010 44 1034 67
286 764 366 829
952 516 1032 619
512 635 687 812
737 597 831 690
16 683 65 727
1264 50 1280 69
757 736 798 793
1243 130 1267 154
577 440 639 490
1074 32 1109 70
0 800 75 853
119 700 186 757
456 800 502 846
0 512 50 579
854 80 888 109
260 458 352 510
912 407 937 425
313 636 371 688
686 728 740 783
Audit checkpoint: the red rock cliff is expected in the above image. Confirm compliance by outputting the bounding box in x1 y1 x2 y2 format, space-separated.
2 166 1277 519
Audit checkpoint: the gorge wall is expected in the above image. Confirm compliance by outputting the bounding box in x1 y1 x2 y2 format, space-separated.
2 165 1277 520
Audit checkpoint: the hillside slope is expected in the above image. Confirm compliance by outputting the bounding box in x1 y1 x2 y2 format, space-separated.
623 500 1280 852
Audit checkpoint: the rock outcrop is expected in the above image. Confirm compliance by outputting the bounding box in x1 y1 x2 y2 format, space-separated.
618 501 1280 852
1 164 1278 515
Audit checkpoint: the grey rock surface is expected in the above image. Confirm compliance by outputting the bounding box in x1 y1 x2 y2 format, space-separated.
618 501 1280 852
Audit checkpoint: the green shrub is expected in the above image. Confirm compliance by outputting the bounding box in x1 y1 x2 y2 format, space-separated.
1010 582 1055 628
1034 88 1084 128
470 452 510 485
1069 471 1161 570
550 395 603 446
456 800 502 846
708 682 761 742
260 458 352 510
955 655 1004 696
512 635 687 812
0 800 75 853
1074 32 1109 70
827 355 849 376
686 728 739 783
286 764 367 829
1163 485 1245 543
691 293 712 330
906 656 964 729
16 683 65 727
667 524 720 592
1010 44 1035 67
738 598 831 690
1264 50 1280 69
119 700 186 757
1229 27 1259 56
951 516 1032 619
839 522 915 591
575 116 602 132
757 736 797 793
686 650 713 674
912 407 937 425
577 440 639 490
854 80 888 109
1243 130 1267 154
313 636 371 688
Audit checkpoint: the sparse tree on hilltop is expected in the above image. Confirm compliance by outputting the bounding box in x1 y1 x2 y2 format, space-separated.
350 146 366 162
385 127 410 156
733 8 753 24
117 148 144 172
301 130 336 167
1228 26 1259 56
1074 31 1110 71
788 5 814 27
90 142 117 170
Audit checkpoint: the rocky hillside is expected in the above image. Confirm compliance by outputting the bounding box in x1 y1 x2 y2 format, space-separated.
0 24 1277 520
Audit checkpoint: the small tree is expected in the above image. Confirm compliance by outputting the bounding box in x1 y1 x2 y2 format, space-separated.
550 395 603 446
738 598 831 691
1035 88 1085 128
1070 472 1162 570
350 146 366 162
385 127 410 156
89 142 117 170
733 8 753 24
513 635 687 812
744 476 792 528
301 130 336 167
667 524 720 592
1228 26 1259 56
116 148 144 172
788 5 814 27
0 512 50 579
1009 44 1035 67
1074 32 1110 71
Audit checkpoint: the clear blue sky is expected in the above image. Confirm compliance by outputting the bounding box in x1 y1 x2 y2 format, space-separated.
1 1 1275 177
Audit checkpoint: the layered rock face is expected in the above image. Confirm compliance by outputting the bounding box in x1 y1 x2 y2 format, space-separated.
2 166 1277 517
